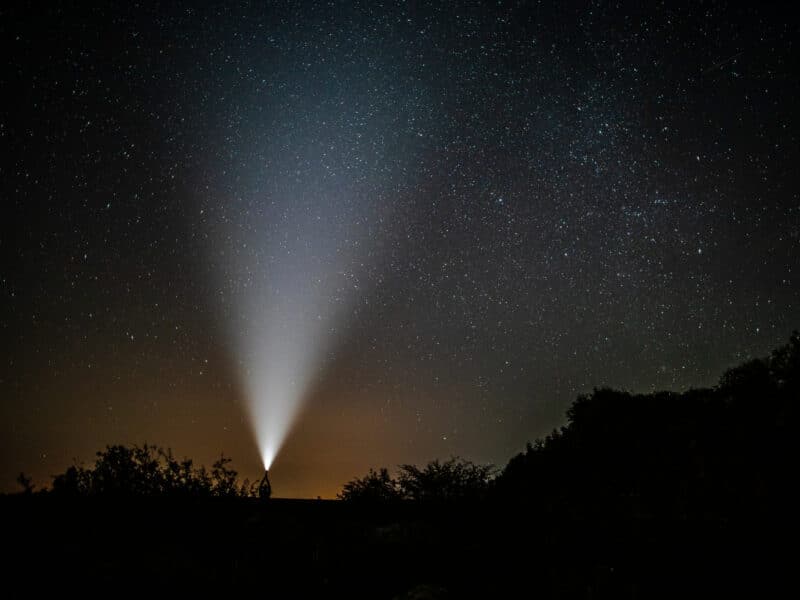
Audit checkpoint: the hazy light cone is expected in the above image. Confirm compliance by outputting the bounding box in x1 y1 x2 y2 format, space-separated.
220 200 360 470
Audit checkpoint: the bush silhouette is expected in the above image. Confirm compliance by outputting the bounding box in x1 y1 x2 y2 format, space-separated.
50 444 254 498
338 467 401 503
339 457 495 503
397 458 495 502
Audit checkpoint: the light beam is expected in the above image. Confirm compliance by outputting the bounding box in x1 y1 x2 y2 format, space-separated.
214 188 367 472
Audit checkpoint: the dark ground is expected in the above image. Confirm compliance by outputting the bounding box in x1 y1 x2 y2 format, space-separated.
2 494 787 598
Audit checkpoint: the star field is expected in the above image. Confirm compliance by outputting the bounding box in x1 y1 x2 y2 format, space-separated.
2 1 798 497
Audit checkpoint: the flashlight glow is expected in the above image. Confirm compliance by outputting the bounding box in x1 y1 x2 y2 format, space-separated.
233 257 342 472
200 30 439 475
215 190 365 472
206 85 405 472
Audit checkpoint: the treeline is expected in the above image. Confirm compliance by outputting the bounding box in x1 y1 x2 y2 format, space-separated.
41 444 258 498
17 332 798 508
338 458 495 503
342 332 798 520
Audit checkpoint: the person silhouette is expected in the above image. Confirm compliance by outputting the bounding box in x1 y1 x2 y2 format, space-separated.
258 469 272 500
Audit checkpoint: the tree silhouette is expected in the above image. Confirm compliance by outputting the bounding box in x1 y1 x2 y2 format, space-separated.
338 467 401 503
339 458 495 503
50 444 254 498
494 331 800 522
398 458 495 503
16 472 35 494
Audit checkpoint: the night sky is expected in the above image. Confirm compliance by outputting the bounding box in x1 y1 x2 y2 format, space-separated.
2 1 798 498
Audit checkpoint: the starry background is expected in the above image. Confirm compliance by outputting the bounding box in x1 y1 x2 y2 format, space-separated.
2 1 798 497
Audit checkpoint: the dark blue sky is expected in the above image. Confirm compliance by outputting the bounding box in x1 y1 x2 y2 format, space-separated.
2 1 798 497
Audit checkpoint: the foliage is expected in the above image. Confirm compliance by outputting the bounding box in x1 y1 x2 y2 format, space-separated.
16 472 35 494
397 458 495 502
494 331 800 520
339 458 495 503
338 468 401 502
50 443 255 498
